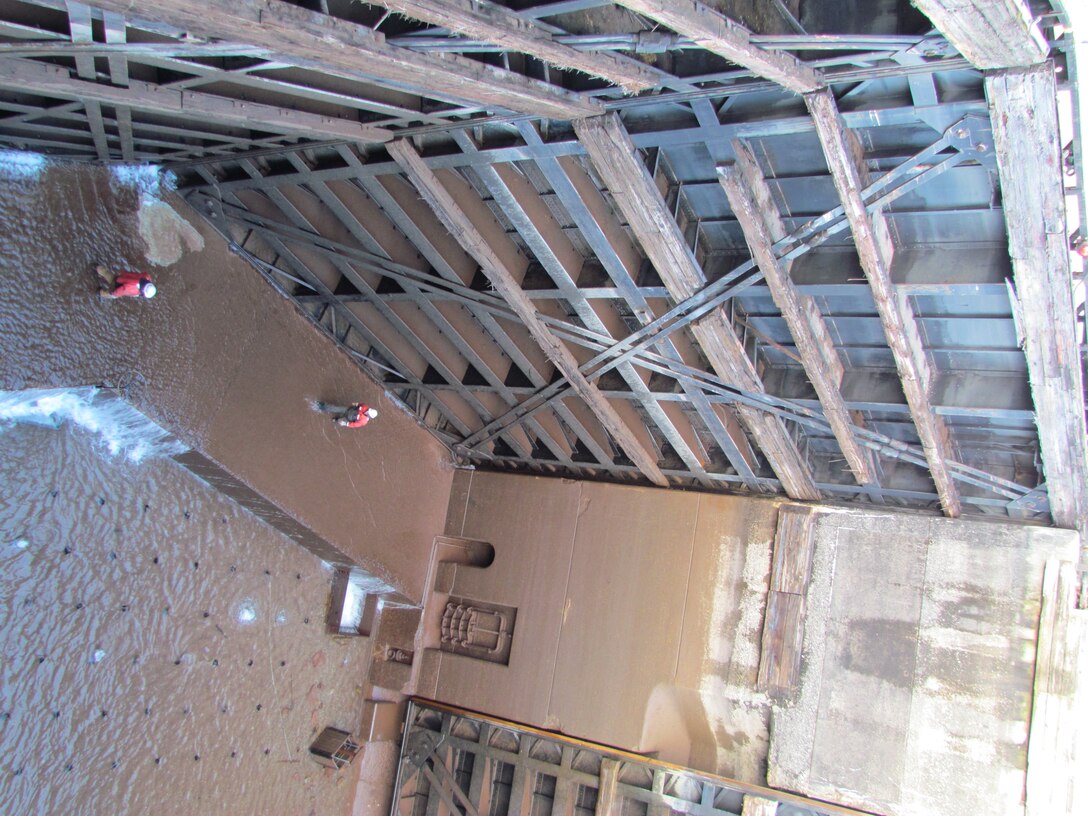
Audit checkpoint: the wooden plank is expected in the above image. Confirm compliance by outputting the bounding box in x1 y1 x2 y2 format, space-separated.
595 758 620 816
0 57 393 143
757 590 804 695
770 505 817 595
913 0 1048 70
1025 560 1083 816
614 0 820 94
804 88 962 518
387 138 668 487
375 0 658 92
740 796 778 816
85 0 601 119
985 65 1088 552
718 140 876 486
574 112 819 500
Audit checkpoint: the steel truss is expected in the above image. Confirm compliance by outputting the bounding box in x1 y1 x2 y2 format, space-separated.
0 0 1062 520
394 699 873 816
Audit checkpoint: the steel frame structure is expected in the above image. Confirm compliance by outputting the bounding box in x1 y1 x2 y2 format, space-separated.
394 699 873 816
0 0 1082 525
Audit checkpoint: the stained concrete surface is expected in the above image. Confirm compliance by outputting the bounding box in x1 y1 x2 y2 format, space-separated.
0 158 453 601
768 508 1079 816
419 469 1080 814
0 421 369 815
420 470 779 785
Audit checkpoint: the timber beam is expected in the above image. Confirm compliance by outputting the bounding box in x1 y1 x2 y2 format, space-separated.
718 139 876 487
387 138 669 487
574 112 820 500
912 0 1048 70
805 88 962 516
84 0 601 119
451 134 719 486
614 0 821 93
985 65 1088 543
0 56 393 143
373 0 659 92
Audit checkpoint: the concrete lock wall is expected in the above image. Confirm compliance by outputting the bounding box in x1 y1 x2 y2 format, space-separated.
423 469 784 784
0 158 454 602
422 469 1077 814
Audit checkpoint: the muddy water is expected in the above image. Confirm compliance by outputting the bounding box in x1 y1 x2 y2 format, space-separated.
0 159 453 601
0 422 369 815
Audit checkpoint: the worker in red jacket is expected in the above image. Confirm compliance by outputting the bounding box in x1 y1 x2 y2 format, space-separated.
97 265 156 299
314 401 378 428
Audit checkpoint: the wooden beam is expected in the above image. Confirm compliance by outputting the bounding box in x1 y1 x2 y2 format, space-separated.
595 758 620 816
374 0 659 92
912 0 1048 70
718 140 876 486
1025 560 1084 816
741 796 779 816
805 88 962 517
769 505 817 596
0 57 393 143
387 138 669 487
758 505 818 697
84 0 601 119
757 591 804 695
986 65 1088 544
574 112 820 500
614 0 820 94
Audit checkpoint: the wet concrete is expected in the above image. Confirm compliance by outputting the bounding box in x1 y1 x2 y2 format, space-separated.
0 159 454 601
0 421 369 815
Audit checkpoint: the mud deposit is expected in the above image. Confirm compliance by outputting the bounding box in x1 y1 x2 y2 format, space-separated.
0 422 368 815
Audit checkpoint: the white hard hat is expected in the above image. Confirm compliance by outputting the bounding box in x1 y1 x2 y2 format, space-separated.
141 281 157 299
366 407 379 419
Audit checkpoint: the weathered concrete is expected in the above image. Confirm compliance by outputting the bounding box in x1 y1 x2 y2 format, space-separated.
0 160 454 601
421 469 1081 813
422 469 780 784
768 508 1079 816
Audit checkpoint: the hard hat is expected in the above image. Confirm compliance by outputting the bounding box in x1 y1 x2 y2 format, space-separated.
140 281 157 299
366 407 379 419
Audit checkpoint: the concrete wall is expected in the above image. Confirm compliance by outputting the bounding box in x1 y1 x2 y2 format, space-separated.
0 421 369 816
419 469 1079 814
0 159 453 601
769 507 1077 816
419 469 781 785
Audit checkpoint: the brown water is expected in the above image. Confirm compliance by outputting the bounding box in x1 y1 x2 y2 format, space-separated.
0 420 369 815
0 159 452 602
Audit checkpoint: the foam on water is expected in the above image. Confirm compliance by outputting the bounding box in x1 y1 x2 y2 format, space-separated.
0 149 46 180
0 387 187 463
109 163 173 196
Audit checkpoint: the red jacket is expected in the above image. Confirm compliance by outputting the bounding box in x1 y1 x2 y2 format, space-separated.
111 271 153 298
343 404 371 428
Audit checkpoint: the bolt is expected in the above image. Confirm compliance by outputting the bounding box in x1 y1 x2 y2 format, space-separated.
975 143 988 152
955 128 968 139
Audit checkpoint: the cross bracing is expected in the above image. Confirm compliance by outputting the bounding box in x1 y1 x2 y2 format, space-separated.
0 0 1083 536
